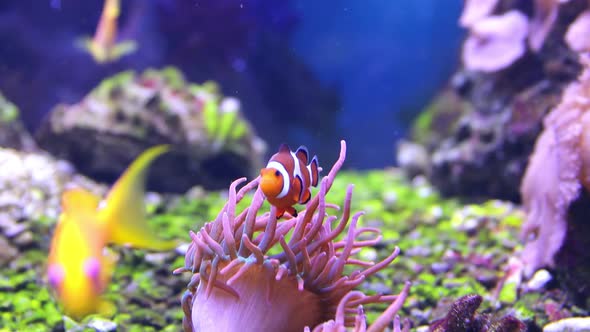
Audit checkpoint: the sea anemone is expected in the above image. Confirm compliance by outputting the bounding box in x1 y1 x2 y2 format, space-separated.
174 140 411 332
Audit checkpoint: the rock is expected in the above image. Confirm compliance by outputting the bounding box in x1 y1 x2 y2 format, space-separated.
175 243 190 256
36 68 267 193
431 262 451 274
0 148 103 262
0 148 102 220
0 237 18 266
3 223 27 238
145 252 174 266
87 317 118 332
396 140 430 178
543 317 590 332
0 92 36 151
526 269 552 291
12 231 33 248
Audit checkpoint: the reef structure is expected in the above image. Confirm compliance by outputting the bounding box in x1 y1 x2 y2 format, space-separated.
519 53 590 300
0 92 36 151
175 140 411 332
36 68 266 193
402 0 589 201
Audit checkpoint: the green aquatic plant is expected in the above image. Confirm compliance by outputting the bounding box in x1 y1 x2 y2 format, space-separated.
0 93 19 124
93 70 135 100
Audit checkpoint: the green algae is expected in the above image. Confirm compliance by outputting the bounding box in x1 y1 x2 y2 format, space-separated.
93 70 135 100
409 90 467 147
1 168 579 331
0 94 19 124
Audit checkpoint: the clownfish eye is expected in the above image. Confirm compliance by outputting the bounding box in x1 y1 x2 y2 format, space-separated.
274 170 280 177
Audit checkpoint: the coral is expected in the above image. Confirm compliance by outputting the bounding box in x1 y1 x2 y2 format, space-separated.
519 54 590 276
419 79 557 201
462 10 529 72
461 0 583 72
518 52 590 304
566 9 590 52
459 0 500 28
403 0 587 201
410 89 469 149
36 67 266 193
174 141 411 332
429 294 526 332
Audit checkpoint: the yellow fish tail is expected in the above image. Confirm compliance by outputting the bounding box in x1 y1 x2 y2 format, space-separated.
99 145 177 251
109 40 138 61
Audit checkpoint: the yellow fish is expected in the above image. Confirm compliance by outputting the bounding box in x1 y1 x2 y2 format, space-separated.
46 145 177 320
77 0 137 64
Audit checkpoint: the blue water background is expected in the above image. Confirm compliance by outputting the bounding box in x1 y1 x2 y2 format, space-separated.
292 0 464 167
0 0 464 169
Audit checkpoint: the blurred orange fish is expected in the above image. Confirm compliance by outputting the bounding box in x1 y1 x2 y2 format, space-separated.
77 0 137 63
46 145 177 320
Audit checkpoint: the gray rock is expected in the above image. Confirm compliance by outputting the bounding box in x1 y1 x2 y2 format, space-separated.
87 317 118 332
0 236 18 266
0 148 104 261
0 92 37 152
36 68 267 193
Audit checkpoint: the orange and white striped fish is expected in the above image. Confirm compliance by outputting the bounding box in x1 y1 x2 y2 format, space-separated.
260 144 320 219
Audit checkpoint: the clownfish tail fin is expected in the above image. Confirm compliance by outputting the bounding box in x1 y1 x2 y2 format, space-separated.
295 146 309 164
309 156 320 187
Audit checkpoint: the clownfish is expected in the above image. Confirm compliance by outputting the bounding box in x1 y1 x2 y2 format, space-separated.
76 0 137 64
260 144 320 219
47 145 177 320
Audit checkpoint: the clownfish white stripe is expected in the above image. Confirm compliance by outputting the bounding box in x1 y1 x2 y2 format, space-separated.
290 152 306 192
266 161 290 199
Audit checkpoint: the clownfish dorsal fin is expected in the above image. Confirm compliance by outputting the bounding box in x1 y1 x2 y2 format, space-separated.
295 146 309 164
309 155 320 187
278 143 291 153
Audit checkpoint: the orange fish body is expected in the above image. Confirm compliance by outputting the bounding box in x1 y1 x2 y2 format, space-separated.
47 145 177 320
260 144 320 218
